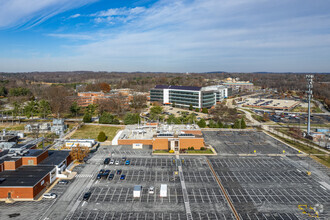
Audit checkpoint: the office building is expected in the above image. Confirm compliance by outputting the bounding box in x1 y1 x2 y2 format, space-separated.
150 85 230 108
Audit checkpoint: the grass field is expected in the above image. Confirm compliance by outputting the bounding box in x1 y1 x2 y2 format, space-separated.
70 125 121 141
268 132 329 167
0 124 25 131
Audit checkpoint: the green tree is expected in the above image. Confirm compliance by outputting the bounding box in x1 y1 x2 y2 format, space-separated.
70 102 81 117
233 119 241 129
150 106 163 120
195 108 199 112
241 118 246 129
124 113 140 125
197 118 206 128
24 100 39 118
85 104 97 115
97 131 107 142
99 112 119 124
202 108 208 114
189 104 193 111
83 113 92 123
218 121 224 128
12 101 21 117
208 120 217 128
0 86 7 96
9 87 31 96
38 99 51 118
168 114 181 124
172 102 175 107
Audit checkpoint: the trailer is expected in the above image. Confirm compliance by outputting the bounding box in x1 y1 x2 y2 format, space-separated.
160 184 167 197
133 185 142 198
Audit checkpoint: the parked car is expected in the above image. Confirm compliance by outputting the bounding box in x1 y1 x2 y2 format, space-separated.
96 174 102 179
43 193 57 199
108 173 114 180
125 160 130 165
58 180 69 185
103 170 110 178
149 186 154 194
122 157 127 161
117 170 122 175
120 174 126 180
110 159 114 165
83 192 91 201
99 169 105 174
104 158 110 165
115 160 120 165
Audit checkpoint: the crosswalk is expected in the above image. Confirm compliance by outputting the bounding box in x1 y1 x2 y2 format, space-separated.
75 174 94 178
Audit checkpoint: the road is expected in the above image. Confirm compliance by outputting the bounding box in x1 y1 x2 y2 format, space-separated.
314 99 330 114
40 153 104 220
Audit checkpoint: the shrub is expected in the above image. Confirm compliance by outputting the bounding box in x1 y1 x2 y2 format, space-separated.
83 113 92 123
202 108 208 114
99 112 119 124
200 147 205 150
197 118 206 128
190 147 194 150
97 131 107 142
241 118 247 129
124 113 140 125
195 108 200 112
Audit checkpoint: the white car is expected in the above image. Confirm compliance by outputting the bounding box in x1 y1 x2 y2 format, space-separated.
149 186 154 194
43 193 57 199
110 159 114 165
115 160 119 165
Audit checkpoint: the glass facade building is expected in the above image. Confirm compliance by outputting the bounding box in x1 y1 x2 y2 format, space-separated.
150 85 229 108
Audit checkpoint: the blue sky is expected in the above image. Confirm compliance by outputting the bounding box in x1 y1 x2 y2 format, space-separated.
0 0 330 72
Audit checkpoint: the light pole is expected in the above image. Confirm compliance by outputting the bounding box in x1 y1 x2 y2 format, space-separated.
306 75 314 135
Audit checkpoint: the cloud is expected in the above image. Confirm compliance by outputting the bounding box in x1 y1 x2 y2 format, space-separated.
48 33 93 40
69 13 81 19
90 6 146 24
3 0 330 72
0 0 98 29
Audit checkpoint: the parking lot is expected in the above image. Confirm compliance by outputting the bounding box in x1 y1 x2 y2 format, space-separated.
86 186 184 204
2 130 328 220
208 154 330 219
65 138 329 220
203 130 299 154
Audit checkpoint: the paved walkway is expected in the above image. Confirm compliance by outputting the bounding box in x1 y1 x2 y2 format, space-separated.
176 155 192 220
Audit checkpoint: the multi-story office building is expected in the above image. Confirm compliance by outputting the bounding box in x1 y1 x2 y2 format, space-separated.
150 85 230 108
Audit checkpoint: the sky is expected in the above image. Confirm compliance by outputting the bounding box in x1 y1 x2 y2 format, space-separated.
0 0 330 73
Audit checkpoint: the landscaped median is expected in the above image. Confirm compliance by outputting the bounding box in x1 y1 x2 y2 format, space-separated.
153 147 215 155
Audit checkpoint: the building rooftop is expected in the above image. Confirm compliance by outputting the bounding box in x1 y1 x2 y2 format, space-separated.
38 150 70 166
0 165 54 187
0 156 21 164
24 149 44 157
154 85 202 91
119 124 201 141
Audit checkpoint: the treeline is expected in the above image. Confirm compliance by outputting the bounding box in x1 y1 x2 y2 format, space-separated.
0 71 329 113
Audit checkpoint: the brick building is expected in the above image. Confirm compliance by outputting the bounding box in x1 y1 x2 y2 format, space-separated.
0 149 72 200
113 124 205 151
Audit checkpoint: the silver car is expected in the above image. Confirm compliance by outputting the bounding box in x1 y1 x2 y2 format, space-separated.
43 193 57 199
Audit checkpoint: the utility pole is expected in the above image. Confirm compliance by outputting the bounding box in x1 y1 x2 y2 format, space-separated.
306 75 314 135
